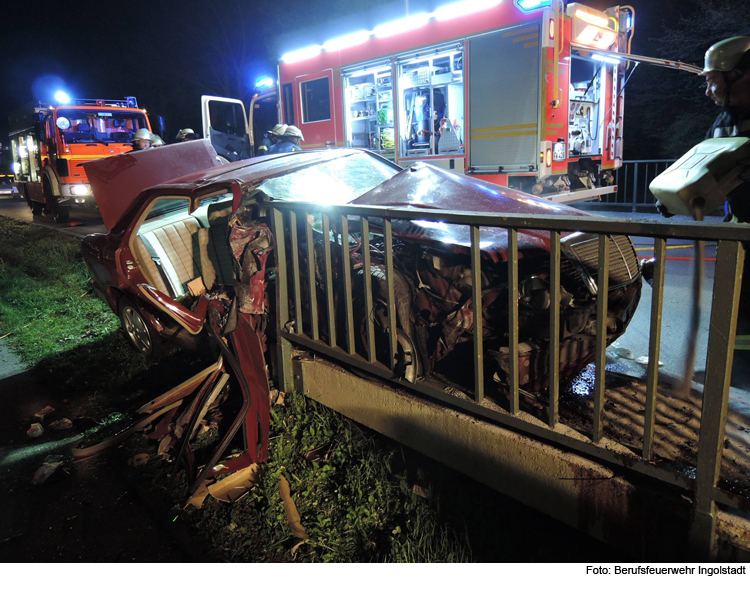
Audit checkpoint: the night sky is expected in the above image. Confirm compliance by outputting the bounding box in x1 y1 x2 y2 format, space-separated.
2 0 743 155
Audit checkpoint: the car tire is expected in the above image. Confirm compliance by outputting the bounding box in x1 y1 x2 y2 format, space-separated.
54 206 70 223
119 297 158 357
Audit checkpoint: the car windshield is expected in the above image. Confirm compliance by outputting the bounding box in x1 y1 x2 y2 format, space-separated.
56 109 149 145
256 152 398 205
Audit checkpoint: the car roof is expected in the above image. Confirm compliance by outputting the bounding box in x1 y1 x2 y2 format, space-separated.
153 148 385 192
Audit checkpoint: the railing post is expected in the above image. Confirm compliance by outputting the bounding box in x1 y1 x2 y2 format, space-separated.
470 225 484 404
272 207 294 393
643 238 666 460
690 240 744 559
592 234 610 443
508 228 519 414
632 162 638 213
549 231 561 428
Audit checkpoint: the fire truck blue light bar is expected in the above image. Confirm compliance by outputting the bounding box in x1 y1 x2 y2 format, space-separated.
516 0 552 11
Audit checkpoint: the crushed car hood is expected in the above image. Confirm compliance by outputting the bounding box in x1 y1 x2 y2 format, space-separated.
84 140 221 231
350 162 594 259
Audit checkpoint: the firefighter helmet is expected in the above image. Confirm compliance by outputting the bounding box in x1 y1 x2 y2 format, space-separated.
133 128 152 141
176 128 195 141
268 124 288 137
150 134 165 146
283 125 305 141
702 36 750 74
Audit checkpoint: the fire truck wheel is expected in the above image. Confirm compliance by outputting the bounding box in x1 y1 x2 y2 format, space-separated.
31 201 43 216
54 206 70 223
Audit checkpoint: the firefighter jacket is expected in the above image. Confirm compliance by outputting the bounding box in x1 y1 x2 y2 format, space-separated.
706 109 750 222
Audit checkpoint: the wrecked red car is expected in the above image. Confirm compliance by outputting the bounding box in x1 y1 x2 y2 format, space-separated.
82 141 641 393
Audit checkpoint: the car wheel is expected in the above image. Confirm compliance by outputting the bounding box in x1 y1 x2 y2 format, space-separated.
53 206 70 223
119 298 156 356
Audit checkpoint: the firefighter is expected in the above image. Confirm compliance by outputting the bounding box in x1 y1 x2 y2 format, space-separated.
703 36 750 218
131 128 153 151
257 124 286 155
151 134 166 147
283 125 304 150
702 36 750 378
268 125 303 153
176 128 198 142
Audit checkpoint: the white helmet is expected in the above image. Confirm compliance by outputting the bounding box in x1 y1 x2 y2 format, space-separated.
268 123 288 137
176 128 195 141
283 125 304 141
133 128 152 141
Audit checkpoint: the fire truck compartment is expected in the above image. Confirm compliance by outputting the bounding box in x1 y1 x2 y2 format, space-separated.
568 53 607 159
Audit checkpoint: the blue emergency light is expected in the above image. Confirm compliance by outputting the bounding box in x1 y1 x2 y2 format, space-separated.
255 76 274 89
54 90 70 104
515 0 552 11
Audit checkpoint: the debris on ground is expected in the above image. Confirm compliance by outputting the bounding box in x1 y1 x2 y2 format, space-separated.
128 453 150 467
609 347 635 360
279 474 309 542
49 418 73 430
635 356 664 367
187 481 212 509
27 423 44 438
303 444 332 464
34 406 55 421
207 464 260 503
412 484 430 499
30 455 65 485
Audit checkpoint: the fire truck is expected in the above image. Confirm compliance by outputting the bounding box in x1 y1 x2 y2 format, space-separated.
203 1 642 201
9 97 152 222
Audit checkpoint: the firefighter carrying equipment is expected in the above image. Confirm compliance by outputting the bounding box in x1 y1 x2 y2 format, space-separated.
702 36 750 74
649 137 750 217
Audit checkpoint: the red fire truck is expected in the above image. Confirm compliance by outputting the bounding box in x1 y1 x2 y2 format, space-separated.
204 1 643 202
9 97 152 222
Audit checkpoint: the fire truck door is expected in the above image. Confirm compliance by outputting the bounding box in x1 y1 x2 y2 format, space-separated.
468 23 541 173
201 95 252 162
295 71 337 149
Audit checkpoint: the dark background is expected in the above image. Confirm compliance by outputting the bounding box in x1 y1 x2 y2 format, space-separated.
2 0 749 158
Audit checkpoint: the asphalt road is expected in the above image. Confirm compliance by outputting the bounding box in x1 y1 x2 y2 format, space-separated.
0 193 736 388
0 194 106 237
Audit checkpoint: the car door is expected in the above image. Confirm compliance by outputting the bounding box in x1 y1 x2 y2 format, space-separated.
201 95 252 162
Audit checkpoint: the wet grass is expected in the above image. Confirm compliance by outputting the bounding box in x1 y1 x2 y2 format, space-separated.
0 217 119 366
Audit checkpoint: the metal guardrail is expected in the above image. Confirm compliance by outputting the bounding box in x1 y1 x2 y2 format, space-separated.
583 160 677 211
268 202 749 558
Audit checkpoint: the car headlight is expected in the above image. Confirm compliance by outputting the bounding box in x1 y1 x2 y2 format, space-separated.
71 185 91 196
